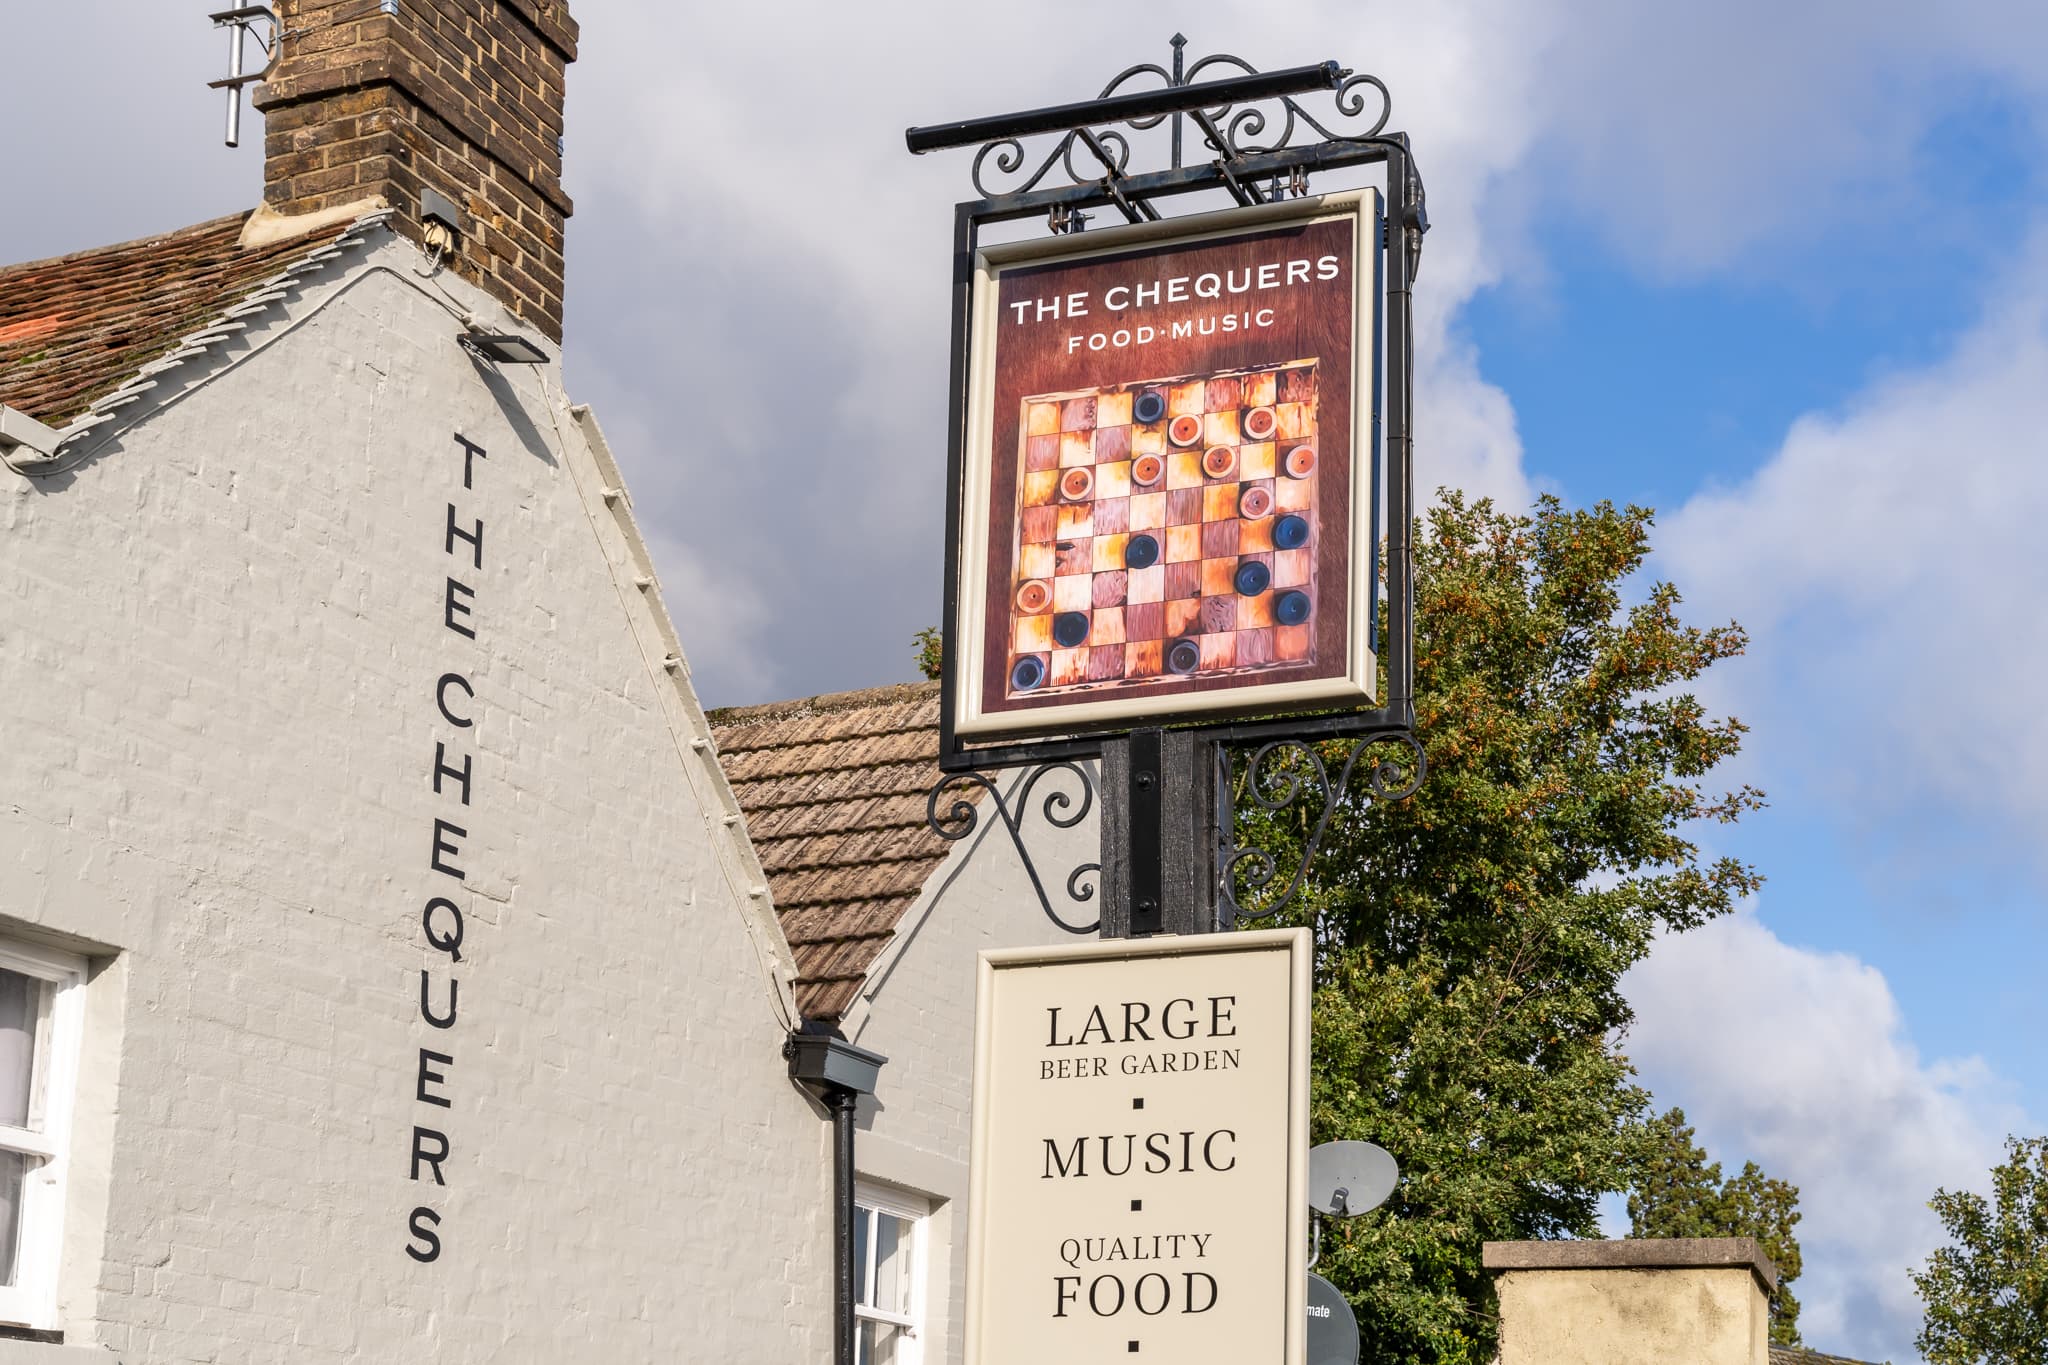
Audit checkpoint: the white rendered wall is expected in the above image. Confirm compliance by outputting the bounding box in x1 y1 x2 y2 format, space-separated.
844 772 1098 1365
0 247 828 1361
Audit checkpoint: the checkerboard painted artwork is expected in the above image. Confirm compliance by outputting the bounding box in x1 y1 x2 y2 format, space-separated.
1004 359 1322 701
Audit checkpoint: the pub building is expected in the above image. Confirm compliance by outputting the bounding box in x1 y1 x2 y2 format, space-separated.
0 1 1074 1358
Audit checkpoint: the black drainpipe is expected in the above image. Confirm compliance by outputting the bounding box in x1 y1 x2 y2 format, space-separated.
786 1027 887 1365
829 1086 860 1365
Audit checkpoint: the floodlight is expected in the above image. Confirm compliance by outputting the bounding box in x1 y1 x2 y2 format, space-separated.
459 332 550 365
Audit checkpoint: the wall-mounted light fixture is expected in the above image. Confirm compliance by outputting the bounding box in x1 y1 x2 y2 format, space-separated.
458 332 550 365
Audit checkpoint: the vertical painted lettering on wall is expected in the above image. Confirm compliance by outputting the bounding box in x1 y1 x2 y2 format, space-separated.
407 431 488 1263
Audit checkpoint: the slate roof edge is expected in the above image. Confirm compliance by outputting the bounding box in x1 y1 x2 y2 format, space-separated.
565 404 804 1030
3 207 397 475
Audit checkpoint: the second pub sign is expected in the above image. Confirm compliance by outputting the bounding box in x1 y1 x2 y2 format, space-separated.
951 191 1384 739
964 930 1312 1364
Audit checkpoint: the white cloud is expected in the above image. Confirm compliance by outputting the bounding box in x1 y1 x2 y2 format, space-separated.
1663 233 2048 863
554 0 2048 699
15 3 2048 701
1504 0 2048 280
1624 906 2030 1363
558 3 1553 700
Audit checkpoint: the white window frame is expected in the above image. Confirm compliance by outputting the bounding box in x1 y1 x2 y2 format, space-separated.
0 939 86 1331
854 1182 931 1365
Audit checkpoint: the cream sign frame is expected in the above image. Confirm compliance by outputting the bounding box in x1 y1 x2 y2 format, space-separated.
949 192 1383 743
964 928 1311 1364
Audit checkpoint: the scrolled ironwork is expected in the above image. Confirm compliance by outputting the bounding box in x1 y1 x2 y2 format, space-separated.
1182 53 1392 158
960 36 1401 214
1217 730 1425 925
927 762 1102 934
971 136 1062 200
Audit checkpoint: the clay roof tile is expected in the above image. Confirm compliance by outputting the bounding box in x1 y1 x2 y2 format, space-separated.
710 680 977 1022
0 211 358 429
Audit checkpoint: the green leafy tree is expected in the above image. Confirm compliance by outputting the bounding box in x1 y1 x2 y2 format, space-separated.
1241 494 1762 1364
1628 1107 1803 1344
1913 1135 2048 1364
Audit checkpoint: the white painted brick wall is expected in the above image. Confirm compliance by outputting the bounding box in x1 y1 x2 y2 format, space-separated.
0 250 829 1361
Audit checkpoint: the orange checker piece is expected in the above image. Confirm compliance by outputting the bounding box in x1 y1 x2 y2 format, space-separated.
1168 413 1204 447
1016 579 1052 614
1242 406 1278 441
1131 453 1165 487
1202 446 1237 479
1284 445 1316 479
1060 466 1095 501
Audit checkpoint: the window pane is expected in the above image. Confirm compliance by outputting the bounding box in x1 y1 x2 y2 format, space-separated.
872 1212 913 1316
853 1204 871 1306
859 1319 904 1365
0 971 38 1130
0 1149 25 1288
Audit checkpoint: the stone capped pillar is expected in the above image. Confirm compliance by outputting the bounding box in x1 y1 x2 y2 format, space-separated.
1484 1237 1777 1365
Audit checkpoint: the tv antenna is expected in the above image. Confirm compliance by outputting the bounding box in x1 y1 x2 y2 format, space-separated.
208 6 277 148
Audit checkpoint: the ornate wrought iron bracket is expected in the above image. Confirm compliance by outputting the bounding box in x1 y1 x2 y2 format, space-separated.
1216 729 1426 927
906 33 1426 258
927 763 1103 935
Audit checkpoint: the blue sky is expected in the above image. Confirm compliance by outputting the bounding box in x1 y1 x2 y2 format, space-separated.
1475 92 2047 1078
7 4 2046 1361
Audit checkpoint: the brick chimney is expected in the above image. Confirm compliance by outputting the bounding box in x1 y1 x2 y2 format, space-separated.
252 0 577 340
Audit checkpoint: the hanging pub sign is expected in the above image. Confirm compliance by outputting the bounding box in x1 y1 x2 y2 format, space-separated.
950 191 1383 740
963 928 1312 1364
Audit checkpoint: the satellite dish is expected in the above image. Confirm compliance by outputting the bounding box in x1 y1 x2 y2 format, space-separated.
1306 1272 1360 1365
1307 1140 1398 1217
